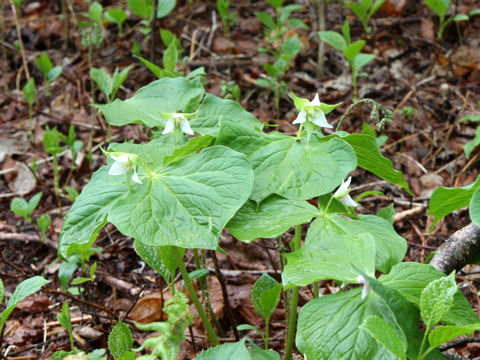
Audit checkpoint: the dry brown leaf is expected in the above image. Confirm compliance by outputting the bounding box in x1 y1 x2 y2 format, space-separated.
128 291 172 324
419 18 435 42
16 295 52 313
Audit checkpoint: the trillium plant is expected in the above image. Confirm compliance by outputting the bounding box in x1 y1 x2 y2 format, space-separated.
58 76 480 360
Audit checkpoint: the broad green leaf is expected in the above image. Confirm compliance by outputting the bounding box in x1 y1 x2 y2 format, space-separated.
464 126 480 157
305 214 406 273
89 2 103 23
256 11 276 29
421 272 457 329
347 2 367 23
343 40 366 61
470 9 480 16
127 0 152 19
47 66 63 83
428 324 480 349
380 262 479 326
57 301 72 334
227 195 320 242
0 276 49 333
35 52 53 77
428 175 480 228
136 55 165 78
22 78 36 106
108 146 253 250
360 316 407 359
453 14 469 22
156 0 176 18
290 91 309 111
371 0 387 15
196 338 252 360
338 133 412 195
108 320 134 360
471 187 480 225
43 126 64 155
105 8 127 26
59 167 128 258
191 94 262 136
99 77 205 128
10 192 42 223
111 65 132 100
251 273 281 320
37 213 51 234
282 233 376 289
280 4 303 24
90 67 113 99
163 42 178 73
282 36 301 58
249 348 280 360
425 0 450 17
58 255 81 291
354 53 375 70
297 289 398 359
217 121 356 202
377 204 395 224
163 135 214 166
318 31 347 52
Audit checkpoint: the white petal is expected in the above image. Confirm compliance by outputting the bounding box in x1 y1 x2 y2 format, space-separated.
180 118 194 135
340 194 359 207
292 109 307 124
131 168 142 184
172 112 185 120
109 161 127 176
311 111 332 129
333 177 349 197
361 283 371 299
162 119 175 134
111 154 129 163
310 93 321 106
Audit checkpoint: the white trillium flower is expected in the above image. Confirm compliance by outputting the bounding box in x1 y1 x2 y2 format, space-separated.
162 112 194 136
108 152 142 184
333 176 358 207
292 94 332 129
357 275 371 300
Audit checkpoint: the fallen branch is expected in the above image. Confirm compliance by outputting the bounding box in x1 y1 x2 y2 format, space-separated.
430 223 480 275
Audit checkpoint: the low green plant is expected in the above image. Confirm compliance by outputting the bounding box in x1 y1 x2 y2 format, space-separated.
460 106 480 158
34 52 63 96
425 0 480 39
318 20 376 100
220 79 241 102
10 192 42 224
22 77 36 143
346 0 386 38
37 213 51 242
104 7 128 36
90 65 132 103
217 0 237 36
58 301 74 350
43 126 65 196
127 0 176 35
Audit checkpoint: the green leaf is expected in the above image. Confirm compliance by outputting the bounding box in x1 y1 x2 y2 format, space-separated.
428 324 480 349
464 126 480 157
377 204 395 224
453 14 469 22
0 276 49 333
10 192 42 223
428 174 480 228
22 78 36 106
347 2 368 23
105 8 127 25
380 262 479 326
128 0 152 18
35 52 53 77
227 195 320 242
47 66 63 83
108 320 133 360
249 348 280 360
163 42 178 73
90 67 114 100
99 77 205 128
282 36 301 58
470 9 480 16
156 0 176 18
256 11 276 29
217 121 357 202
59 167 128 258
425 0 450 17
421 272 458 329
136 55 165 78
338 133 412 195
280 4 303 24
108 146 253 250
112 65 132 100
251 273 281 320
471 187 480 226
197 338 252 360
305 214 406 273
297 289 399 359
58 256 81 291
37 213 51 234
282 233 376 289
343 40 366 61
353 53 375 70
318 31 347 52
89 2 103 23
163 135 214 166
43 126 64 155
360 316 407 359
290 91 309 111
191 94 262 136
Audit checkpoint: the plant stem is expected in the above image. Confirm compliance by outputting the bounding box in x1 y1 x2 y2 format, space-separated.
171 246 220 346
265 317 270 349
418 325 431 360
315 0 326 78
87 44 95 151
284 225 302 360
313 282 319 298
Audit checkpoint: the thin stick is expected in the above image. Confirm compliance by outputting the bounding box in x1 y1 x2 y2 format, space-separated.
210 250 239 341
9 0 29 81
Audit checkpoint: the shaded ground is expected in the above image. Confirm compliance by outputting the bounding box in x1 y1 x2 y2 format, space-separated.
1 0 480 358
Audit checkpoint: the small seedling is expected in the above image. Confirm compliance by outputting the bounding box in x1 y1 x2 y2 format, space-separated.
10 192 42 224
318 20 375 100
221 80 241 102
217 0 237 36
460 105 480 157
127 0 176 35
37 213 51 242
90 65 132 104
346 0 386 38
34 52 63 96
104 7 127 36
57 301 75 350
22 77 36 143
43 126 65 196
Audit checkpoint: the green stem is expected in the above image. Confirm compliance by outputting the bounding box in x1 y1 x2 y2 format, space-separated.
53 154 60 195
284 225 302 360
171 246 220 346
313 282 319 298
265 317 270 349
28 105 33 144
418 325 431 360
296 123 304 140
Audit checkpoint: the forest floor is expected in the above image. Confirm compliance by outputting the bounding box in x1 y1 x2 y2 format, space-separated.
1 0 480 358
